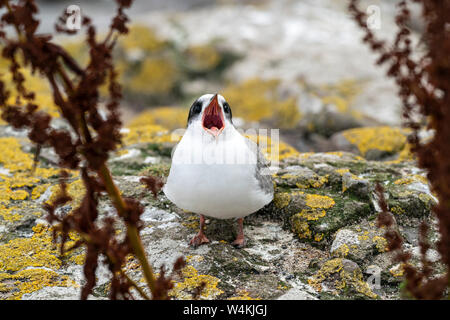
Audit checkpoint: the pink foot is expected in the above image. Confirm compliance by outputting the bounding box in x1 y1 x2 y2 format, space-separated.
189 232 210 248
189 214 210 248
231 237 246 248
232 218 246 248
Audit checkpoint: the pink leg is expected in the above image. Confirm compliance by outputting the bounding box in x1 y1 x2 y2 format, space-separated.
232 218 246 248
189 214 210 248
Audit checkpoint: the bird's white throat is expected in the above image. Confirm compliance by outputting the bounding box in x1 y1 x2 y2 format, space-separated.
172 126 258 166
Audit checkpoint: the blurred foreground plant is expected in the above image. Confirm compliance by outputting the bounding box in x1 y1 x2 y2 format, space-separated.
0 0 185 299
349 0 450 299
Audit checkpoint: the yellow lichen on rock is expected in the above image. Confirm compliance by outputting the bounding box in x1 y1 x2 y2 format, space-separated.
341 126 408 157
0 204 23 222
295 175 328 189
184 45 221 72
223 78 301 128
0 268 75 300
130 57 178 96
68 252 86 266
310 176 329 189
0 224 80 299
64 40 89 68
0 68 60 125
418 193 434 205
31 183 51 200
223 78 278 122
228 289 261 300
10 189 28 200
289 194 335 242
122 123 173 146
335 168 363 193
390 206 405 215
121 107 185 148
389 264 405 278
388 142 414 163
298 208 326 221
272 98 302 129
46 178 86 209
0 137 66 207
290 214 312 239
332 244 350 258
273 192 291 209
314 233 325 242
169 265 223 300
120 24 168 53
372 236 388 253
358 232 370 241
245 133 300 161
393 174 428 185
0 224 61 272
308 258 377 299
126 106 189 131
309 79 362 115
0 137 34 172
181 214 200 230
277 171 328 189
305 194 335 209
335 168 350 176
332 79 362 99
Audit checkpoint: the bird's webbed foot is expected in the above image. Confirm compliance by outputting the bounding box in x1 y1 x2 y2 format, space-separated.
189 232 210 248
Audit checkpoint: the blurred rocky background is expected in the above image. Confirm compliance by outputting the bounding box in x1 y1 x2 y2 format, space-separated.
38 0 424 156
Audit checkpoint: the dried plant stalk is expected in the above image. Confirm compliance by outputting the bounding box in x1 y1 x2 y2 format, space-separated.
0 0 184 299
349 0 450 299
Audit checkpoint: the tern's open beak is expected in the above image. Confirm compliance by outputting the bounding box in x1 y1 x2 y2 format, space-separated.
202 94 225 137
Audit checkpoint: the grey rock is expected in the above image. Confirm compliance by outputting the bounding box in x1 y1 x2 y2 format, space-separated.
277 287 317 300
21 287 85 300
342 172 370 199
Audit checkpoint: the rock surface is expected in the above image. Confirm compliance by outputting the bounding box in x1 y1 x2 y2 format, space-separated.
136 0 420 127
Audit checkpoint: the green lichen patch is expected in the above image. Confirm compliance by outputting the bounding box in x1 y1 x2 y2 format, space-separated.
330 220 389 264
385 181 435 224
273 167 329 189
303 194 373 246
138 163 171 179
273 186 373 247
110 161 149 176
308 258 377 299
201 242 285 299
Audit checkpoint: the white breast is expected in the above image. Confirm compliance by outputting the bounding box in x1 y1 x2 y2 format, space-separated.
163 127 273 219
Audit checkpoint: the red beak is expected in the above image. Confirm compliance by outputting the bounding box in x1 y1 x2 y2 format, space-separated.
202 94 225 137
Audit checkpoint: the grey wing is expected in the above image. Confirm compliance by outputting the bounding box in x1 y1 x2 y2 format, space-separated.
244 137 274 196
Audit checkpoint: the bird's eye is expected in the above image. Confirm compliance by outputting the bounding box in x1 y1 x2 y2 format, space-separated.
223 102 230 113
192 101 202 114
